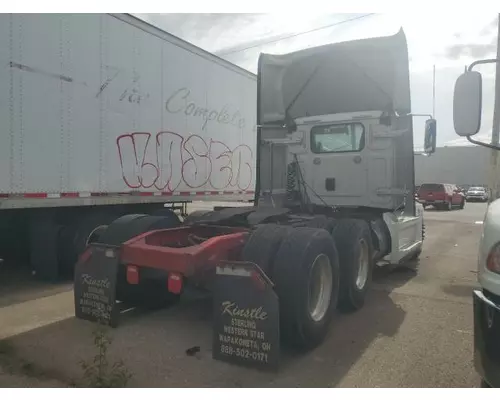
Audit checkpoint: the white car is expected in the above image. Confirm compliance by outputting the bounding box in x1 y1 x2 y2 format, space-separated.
466 187 489 202
473 198 500 387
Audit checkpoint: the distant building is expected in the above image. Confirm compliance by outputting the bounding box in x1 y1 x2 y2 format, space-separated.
415 146 491 188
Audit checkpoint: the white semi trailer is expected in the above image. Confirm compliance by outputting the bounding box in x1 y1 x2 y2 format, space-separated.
0 13 257 280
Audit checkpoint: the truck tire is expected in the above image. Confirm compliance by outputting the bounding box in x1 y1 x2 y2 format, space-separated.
304 215 337 234
98 213 182 309
98 213 181 246
58 212 119 277
273 227 340 350
150 207 179 218
183 210 211 224
86 224 108 245
331 219 374 312
241 224 292 279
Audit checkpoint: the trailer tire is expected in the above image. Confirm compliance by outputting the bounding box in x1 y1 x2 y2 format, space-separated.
331 219 374 312
241 224 292 278
273 227 340 350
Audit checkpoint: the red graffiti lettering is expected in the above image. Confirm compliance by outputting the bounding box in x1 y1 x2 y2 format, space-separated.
116 131 254 192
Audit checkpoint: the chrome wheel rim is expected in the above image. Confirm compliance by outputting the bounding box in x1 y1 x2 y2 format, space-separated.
308 253 333 322
356 239 369 290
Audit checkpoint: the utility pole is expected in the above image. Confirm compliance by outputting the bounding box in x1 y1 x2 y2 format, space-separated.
489 13 500 200
432 64 436 118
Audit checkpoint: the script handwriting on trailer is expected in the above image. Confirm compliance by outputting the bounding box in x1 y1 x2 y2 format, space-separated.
165 88 247 130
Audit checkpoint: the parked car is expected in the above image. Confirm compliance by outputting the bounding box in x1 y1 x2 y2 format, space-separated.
417 183 465 211
466 186 489 202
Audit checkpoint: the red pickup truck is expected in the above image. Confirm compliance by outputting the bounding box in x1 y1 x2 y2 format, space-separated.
417 183 466 211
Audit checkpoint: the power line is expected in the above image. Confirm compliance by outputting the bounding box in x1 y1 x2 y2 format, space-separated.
217 13 377 57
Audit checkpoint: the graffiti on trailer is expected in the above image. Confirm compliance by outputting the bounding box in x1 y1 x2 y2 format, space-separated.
116 131 254 192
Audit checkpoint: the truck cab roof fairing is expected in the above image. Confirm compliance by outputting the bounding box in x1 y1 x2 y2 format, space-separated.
257 29 411 124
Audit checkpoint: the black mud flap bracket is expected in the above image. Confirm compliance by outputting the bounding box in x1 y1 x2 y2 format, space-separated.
74 244 120 328
212 260 280 371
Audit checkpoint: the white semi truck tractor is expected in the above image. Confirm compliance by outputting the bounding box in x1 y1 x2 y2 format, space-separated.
73 28 437 356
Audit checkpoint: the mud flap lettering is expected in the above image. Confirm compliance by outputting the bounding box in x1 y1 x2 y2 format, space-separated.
74 244 120 328
212 261 280 371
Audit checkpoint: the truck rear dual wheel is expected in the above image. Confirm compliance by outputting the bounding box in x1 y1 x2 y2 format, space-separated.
331 219 374 312
241 224 292 278
241 221 376 349
304 215 337 233
58 212 119 277
182 210 211 225
98 212 181 246
272 227 340 350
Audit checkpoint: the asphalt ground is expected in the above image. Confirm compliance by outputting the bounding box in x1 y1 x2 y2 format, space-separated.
0 202 487 387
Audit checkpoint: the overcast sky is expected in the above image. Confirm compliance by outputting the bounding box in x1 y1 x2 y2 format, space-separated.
136 13 498 149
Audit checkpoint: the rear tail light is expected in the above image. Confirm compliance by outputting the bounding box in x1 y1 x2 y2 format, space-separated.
168 273 183 294
126 265 139 284
486 243 500 274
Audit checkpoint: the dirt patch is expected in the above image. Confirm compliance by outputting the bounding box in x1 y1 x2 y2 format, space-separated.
0 339 70 388
441 283 475 298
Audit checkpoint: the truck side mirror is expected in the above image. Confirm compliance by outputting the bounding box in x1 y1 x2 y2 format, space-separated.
424 118 437 154
453 70 482 136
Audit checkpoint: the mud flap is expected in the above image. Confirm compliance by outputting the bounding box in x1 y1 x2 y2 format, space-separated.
212 261 280 371
74 244 120 328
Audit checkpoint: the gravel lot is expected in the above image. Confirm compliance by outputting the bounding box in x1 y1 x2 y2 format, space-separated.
0 202 487 387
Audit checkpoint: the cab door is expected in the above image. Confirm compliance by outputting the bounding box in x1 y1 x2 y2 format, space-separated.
308 121 368 201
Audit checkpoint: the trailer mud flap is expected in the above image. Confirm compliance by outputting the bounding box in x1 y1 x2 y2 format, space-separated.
212 261 280 371
74 244 120 328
